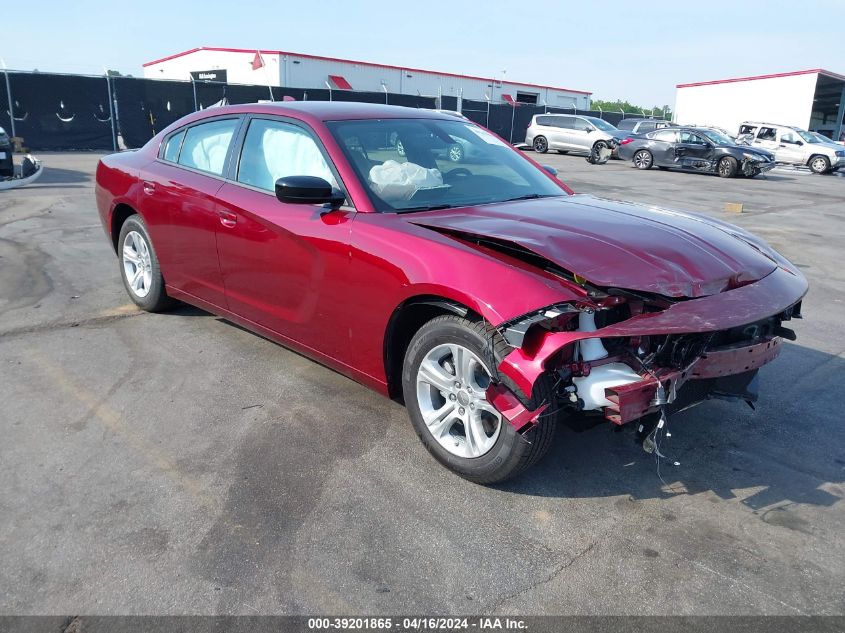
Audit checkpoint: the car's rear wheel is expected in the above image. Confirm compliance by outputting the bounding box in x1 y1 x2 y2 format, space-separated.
717 156 738 178
633 149 653 169
447 143 464 163
533 136 548 153
809 155 830 174
402 315 557 484
118 215 173 312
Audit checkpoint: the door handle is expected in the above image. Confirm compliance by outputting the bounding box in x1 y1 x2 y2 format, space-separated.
142 181 156 195
218 210 237 228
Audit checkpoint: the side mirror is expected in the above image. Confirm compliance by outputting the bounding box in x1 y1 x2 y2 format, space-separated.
275 176 345 209
541 164 558 176
584 127 593 133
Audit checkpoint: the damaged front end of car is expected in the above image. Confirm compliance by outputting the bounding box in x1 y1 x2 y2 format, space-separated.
485 266 805 435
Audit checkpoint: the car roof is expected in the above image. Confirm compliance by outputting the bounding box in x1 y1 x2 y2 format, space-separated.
181 101 454 125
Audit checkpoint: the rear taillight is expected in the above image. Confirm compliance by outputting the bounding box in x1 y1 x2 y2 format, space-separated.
619 138 634 145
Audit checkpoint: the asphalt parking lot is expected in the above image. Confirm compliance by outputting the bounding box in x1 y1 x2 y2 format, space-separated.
1 151 843 616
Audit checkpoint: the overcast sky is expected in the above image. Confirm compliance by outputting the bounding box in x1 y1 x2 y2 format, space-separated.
9 0 844 107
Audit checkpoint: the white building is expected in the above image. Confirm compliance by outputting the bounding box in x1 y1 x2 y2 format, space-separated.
143 46 592 108
674 68 845 140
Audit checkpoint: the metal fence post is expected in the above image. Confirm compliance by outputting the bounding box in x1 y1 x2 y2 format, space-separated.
509 103 516 143
3 68 15 138
191 77 198 111
105 74 118 151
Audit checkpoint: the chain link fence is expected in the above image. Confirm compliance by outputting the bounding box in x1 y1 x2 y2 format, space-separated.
1 69 667 151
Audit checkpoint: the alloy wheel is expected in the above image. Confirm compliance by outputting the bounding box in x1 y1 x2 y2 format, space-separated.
634 150 652 169
122 230 153 298
415 343 502 458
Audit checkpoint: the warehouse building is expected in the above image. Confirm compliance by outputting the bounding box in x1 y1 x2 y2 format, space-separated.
143 46 592 108
674 68 845 140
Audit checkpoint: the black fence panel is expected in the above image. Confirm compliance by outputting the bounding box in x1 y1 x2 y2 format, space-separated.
386 93 436 109
6 72 113 150
5 71 649 150
440 96 458 111
273 87 307 102
113 77 195 149
0 74 11 138
331 90 385 104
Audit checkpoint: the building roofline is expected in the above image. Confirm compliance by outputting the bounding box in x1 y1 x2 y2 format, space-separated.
676 68 845 89
143 46 593 95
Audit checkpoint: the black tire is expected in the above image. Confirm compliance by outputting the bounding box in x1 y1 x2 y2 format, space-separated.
633 149 653 170
808 155 830 174
533 136 548 153
402 315 558 484
591 140 609 161
717 156 738 178
117 214 174 312
447 143 464 163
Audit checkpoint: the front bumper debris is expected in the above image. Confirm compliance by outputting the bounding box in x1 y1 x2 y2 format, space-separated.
604 337 781 424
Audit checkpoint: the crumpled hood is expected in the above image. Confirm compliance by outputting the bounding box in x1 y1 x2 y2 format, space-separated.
411 194 778 298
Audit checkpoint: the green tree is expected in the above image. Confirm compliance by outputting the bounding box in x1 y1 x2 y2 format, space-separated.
591 99 672 119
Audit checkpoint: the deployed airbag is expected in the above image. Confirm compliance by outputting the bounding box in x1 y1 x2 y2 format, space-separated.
369 160 443 200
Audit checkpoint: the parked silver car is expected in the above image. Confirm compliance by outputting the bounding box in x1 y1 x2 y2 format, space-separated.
737 121 845 174
526 114 628 156
616 118 675 135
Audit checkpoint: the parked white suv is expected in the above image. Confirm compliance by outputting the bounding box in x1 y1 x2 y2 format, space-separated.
737 121 845 174
526 114 628 156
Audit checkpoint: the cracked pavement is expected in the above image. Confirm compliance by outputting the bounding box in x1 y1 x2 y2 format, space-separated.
0 152 843 615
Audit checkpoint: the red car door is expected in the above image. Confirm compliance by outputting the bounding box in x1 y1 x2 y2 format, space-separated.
214 116 355 363
138 117 241 308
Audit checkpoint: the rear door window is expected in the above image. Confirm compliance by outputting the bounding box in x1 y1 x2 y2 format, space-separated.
651 129 677 142
178 118 240 176
757 127 777 141
617 119 636 131
638 122 657 133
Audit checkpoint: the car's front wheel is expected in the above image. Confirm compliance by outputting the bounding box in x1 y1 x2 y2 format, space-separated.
633 149 653 169
717 156 738 178
533 136 548 153
809 155 830 174
402 315 557 484
118 215 173 312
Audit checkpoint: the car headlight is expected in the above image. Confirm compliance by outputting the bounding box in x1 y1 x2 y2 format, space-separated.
835 150 845 157
743 152 765 161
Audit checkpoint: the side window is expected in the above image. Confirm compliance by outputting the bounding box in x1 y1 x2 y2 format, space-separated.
739 124 757 135
652 129 677 142
780 131 798 144
757 127 777 141
536 116 552 126
638 122 656 133
617 119 636 131
575 118 594 131
237 118 338 192
553 116 576 129
679 131 706 144
162 130 185 163
178 119 239 175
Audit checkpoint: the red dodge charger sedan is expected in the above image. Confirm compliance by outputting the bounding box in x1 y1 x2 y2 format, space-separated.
95 102 806 483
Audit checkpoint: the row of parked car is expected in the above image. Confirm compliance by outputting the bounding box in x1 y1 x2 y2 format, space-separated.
525 114 845 178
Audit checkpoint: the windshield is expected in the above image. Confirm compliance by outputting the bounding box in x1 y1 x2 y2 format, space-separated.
700 129 735 145
797 130 830 144
327 118 567 212
588 118 618 132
